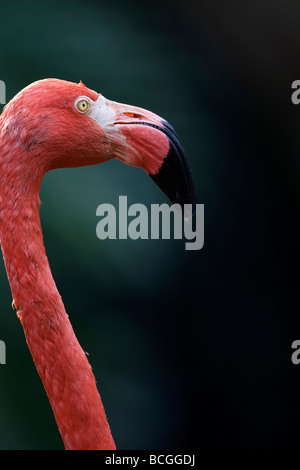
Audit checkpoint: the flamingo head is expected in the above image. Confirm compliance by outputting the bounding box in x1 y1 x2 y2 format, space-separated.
0 78 196 212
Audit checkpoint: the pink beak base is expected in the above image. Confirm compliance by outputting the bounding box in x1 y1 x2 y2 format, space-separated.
111 101 196 216
120 119 196 216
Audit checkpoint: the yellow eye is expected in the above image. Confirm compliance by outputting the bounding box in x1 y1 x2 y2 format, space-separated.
76 99 89 113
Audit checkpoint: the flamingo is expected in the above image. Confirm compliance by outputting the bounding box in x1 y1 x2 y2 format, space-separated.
0 78 195 450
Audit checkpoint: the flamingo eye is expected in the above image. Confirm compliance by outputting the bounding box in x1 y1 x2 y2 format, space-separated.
76 98 90 113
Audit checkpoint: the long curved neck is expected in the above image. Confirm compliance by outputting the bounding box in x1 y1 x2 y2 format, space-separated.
0 167 115 449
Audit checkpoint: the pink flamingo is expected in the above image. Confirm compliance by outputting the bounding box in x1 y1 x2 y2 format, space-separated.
0 79 195 449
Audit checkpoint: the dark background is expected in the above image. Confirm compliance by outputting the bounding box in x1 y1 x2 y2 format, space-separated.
0 0 299 450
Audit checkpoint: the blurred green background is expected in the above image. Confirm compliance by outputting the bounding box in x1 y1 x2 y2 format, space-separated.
0 0 299 450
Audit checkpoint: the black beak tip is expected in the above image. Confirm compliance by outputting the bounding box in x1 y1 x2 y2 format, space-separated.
150 121 196 219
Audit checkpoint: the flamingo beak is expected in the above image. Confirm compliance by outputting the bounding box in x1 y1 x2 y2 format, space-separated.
90 95 196 217
148 120 196 219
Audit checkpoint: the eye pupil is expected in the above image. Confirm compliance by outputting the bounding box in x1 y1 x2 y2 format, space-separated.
77 99 89 113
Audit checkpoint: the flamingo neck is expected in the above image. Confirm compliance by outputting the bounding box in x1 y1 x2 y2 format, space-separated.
0 158 115 450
